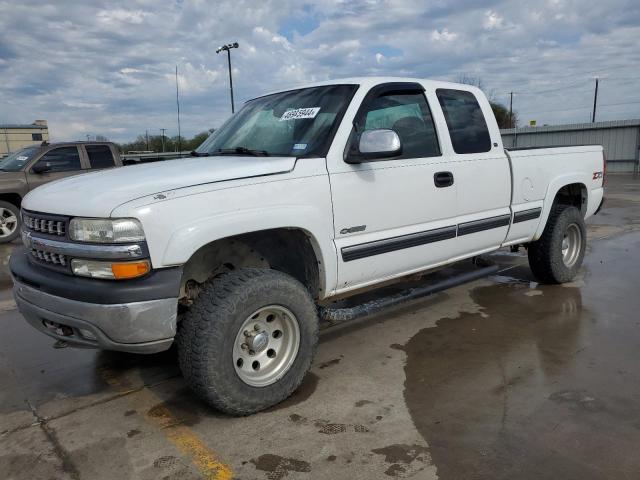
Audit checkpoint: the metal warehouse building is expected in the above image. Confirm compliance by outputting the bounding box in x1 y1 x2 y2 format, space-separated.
501 119 640 174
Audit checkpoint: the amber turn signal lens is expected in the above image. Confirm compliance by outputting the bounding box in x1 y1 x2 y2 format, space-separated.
111 260 150 280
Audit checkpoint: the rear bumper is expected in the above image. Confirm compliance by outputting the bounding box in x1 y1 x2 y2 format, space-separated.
10 247 181 354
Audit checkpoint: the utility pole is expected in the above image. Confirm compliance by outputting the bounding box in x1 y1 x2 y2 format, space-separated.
3 128 11 154
176 65 182 154
216 42 239 113
160 128 166 152
508 92 514 129
591 77 599 123
145 130 149 151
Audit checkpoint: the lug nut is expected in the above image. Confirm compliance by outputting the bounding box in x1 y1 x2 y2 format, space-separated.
244 330 250 337
241 343 248 350
254 324 261 331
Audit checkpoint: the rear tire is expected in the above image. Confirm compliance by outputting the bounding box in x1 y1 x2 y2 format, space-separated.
527 205 586 284
177 267 318 416
0 201 20 243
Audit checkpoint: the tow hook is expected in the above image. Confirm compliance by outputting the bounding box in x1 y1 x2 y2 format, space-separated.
43 320 73 338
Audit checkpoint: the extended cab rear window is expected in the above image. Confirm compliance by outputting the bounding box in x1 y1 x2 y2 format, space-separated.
86 145 115 169
436 89 492 154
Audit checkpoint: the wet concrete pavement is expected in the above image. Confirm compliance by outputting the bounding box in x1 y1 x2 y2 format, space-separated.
1 174 640 479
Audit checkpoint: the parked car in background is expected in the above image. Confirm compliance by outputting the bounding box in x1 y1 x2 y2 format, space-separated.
0 142 122 242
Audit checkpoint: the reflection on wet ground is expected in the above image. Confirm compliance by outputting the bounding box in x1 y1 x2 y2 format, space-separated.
401 231 640 479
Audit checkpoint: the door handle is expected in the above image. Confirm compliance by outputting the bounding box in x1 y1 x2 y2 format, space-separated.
434 171 454 188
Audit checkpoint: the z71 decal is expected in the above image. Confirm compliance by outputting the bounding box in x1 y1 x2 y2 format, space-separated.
593 171 603 180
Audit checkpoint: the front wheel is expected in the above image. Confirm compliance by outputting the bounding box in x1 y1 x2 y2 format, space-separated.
527 205 586 284
177 268 318 416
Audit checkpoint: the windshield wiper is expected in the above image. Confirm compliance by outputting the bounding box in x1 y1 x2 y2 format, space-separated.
190 151 210 157
214 147 270 157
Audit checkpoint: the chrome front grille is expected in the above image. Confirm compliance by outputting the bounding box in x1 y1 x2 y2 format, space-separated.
30 248 68 266
23 212 66 236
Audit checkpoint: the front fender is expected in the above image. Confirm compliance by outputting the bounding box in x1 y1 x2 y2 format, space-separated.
167 204 333 265
112 172 338 299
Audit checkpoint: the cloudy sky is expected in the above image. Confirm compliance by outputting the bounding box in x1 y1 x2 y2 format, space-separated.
1 0 639 143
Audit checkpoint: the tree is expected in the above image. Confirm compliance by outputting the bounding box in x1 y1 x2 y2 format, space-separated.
117 130 214 153
456 74 517 128
186 131 211 150
490 102 518 129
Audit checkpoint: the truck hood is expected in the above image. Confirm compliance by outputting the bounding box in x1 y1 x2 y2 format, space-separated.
22 155 297 216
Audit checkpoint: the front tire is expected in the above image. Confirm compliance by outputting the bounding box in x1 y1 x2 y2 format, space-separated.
527 205 586 284
177 268 318 416
0 201 20 243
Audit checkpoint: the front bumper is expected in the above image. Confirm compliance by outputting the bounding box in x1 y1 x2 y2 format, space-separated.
11 247 181 354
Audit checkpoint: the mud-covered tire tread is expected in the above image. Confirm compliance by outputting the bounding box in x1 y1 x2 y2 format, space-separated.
177 267 318 416
527 205 586 284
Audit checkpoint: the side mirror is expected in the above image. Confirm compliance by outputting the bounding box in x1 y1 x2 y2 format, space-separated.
358 129 402 160
31 162 52 174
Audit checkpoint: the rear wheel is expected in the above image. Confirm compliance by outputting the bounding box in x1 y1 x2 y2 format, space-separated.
177 268 318 415
527 205 586 283
0 201 20 243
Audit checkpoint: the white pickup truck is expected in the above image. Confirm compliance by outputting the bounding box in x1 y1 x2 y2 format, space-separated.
11 77 605 414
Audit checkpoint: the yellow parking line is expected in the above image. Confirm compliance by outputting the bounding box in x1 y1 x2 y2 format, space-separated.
102 368 233 480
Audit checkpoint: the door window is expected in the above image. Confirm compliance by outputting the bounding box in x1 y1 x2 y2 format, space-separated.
35 147 81 172
86 145 115 169
350 91 440 160
436 89 492 154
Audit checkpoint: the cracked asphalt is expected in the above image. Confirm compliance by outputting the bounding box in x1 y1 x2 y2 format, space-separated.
1 174 639 480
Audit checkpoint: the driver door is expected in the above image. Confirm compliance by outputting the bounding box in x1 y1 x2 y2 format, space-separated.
329 83 459 292
26 146 85 190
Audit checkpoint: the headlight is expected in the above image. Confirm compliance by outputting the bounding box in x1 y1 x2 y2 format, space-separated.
69 218 145 243
71 259 150 280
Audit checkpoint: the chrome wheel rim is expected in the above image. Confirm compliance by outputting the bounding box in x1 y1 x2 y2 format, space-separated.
561 223 582 267
0 208 18 238
232 305 300 387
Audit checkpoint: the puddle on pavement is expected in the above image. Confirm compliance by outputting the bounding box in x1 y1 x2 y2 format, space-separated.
0 315 180 414
400 231 640 479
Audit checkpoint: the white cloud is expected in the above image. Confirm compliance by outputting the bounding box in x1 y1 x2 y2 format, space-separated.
97 9 149 25
484 11 504 30
430 29 458 42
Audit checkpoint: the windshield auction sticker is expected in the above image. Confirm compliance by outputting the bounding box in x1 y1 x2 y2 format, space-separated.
280 107 321 121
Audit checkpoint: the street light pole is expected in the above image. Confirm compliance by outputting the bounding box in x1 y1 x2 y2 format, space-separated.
216 42 239 113
160 128 166 152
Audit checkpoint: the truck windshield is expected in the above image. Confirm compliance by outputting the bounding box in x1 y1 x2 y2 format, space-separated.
196 84 358 158
0 146 40 172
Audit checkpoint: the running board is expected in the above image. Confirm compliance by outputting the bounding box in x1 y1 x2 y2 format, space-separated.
318 264 499 326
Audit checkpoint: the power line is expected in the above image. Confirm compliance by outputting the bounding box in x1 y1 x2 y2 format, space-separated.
516 79 593 96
